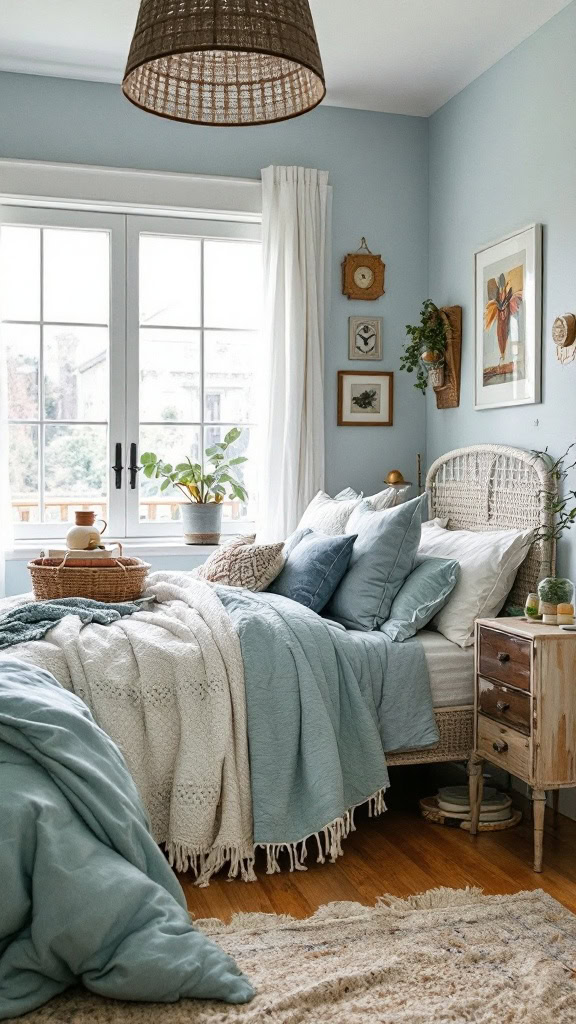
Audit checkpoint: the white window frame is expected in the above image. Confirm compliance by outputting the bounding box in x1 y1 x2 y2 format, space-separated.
1 205 127 540
125 214 261 537
0 159 262 545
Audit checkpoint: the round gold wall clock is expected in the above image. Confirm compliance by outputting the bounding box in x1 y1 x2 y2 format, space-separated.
342 238 385 301
552 314 576 348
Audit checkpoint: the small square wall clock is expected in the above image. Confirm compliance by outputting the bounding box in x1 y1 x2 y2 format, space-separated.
341 238 385 300
349 316 383 360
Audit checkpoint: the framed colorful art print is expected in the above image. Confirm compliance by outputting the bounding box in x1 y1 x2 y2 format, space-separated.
337 370 393 426
474 223 542 410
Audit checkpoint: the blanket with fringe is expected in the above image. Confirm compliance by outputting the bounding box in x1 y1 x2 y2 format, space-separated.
216 585 439 874
8 573 438 884
9 573 254 887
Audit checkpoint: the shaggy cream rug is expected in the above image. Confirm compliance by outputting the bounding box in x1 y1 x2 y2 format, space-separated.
18 888 576 1023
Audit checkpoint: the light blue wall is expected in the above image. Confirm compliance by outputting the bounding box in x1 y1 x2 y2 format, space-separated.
428 0 576 582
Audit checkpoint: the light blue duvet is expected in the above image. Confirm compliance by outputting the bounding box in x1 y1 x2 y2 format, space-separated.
0 658 254 1020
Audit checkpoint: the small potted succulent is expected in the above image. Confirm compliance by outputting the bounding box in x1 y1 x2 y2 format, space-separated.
532 444 576 624
140 427 248 544
400 300 448 393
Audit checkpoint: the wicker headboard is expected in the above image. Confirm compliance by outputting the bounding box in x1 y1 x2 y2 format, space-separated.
426 444 555 606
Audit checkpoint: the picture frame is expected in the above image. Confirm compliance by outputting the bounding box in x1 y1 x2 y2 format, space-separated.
348 316 383 360
337 370 393 426
474 223 542 410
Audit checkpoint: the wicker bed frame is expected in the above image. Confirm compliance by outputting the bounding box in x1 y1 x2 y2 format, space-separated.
386 444 554 767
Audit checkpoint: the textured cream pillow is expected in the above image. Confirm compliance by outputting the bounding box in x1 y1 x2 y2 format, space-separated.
418 523 533 647
196 535 284 591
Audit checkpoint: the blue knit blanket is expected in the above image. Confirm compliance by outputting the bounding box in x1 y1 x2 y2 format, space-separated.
0 597 144 650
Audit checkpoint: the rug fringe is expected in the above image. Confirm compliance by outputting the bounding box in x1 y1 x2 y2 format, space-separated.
195 887 544 935
166 786 388 887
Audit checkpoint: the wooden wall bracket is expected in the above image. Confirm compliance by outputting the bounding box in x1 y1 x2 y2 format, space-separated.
434 305 462 409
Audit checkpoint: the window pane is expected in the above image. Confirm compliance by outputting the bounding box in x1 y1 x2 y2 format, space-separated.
204 240 262 329
139 425 201 522
204 330 260 423
43 229 109 324
0 226 40 321
140 235 201 327
9 424 39 523
140 329 200 422
3 323 39 419
44 326 108 421
44 424 107 523
203 424 257 522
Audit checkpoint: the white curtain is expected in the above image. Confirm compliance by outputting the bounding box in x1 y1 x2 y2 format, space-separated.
257 165 330 542
0 320 14 599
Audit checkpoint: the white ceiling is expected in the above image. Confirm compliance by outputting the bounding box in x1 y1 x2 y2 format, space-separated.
0 0 571 117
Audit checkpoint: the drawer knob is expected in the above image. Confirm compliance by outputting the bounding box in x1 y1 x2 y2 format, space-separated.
496 700 510 712
497 652 510 663
493 740 508 753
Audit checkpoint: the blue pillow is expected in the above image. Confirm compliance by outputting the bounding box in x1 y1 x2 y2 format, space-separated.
268 530 357 613
325 494 426 631
380 556 460 641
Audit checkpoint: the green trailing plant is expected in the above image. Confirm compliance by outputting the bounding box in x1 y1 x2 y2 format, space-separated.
400 299 448 393
532 443 576 544
140 427 248 505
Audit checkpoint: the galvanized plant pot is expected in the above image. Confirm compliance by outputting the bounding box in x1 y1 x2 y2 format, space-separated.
181 502 223 545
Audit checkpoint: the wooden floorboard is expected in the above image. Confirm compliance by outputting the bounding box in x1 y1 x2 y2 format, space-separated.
179 803 576 921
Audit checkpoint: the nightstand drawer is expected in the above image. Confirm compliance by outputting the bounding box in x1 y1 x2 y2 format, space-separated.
478 678 531 735
478 626 532 691
477 715 530 778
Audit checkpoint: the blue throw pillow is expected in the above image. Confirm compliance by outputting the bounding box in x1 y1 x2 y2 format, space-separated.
268 530 357 613
325 494 427 631
380 556 460 641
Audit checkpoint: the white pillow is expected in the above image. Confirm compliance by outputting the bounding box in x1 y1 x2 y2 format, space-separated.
297 491 362 535
422 516 449 529
335 486 400 510
418 523 533 647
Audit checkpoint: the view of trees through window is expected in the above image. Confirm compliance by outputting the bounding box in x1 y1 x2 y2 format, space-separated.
0 216 262 534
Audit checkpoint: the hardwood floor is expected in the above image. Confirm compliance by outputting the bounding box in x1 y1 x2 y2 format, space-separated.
179 800 576 922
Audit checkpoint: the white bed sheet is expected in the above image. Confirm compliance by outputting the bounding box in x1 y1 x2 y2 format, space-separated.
419 629 475 708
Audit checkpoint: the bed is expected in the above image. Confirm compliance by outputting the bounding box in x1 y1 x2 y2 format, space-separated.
1 442 554 883
386 443 554 768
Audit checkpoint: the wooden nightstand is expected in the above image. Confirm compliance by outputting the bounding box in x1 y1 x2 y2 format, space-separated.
468 617 576 872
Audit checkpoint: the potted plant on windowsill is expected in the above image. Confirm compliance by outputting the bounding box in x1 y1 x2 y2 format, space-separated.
400 299 448 393
140 427 248 545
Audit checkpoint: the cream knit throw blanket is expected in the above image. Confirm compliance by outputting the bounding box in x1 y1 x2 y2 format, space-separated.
9 572 254 886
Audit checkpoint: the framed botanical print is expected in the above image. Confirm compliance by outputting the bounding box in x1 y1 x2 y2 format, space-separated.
349 316 383 360
338 371 393 426
474 223 542 410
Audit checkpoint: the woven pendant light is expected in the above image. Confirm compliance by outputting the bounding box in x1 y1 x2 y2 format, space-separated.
122 0 326 127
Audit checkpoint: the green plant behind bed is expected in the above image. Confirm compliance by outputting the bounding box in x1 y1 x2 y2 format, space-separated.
400 299 448 394
140 427 248 505
531 443 576 544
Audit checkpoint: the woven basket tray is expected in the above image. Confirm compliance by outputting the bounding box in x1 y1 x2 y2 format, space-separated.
28 555 150 603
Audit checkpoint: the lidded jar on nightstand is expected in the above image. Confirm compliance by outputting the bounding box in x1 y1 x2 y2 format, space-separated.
537 577 574 625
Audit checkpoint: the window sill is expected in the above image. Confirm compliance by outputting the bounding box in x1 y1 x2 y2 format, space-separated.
8 538 227 561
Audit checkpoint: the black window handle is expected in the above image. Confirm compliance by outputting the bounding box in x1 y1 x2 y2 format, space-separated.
129 442 140 490
112 442 123 489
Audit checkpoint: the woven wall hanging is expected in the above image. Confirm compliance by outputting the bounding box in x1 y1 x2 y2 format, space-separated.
122 0 326 126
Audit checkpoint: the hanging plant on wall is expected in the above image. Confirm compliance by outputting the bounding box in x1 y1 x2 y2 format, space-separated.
400 300 448 393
